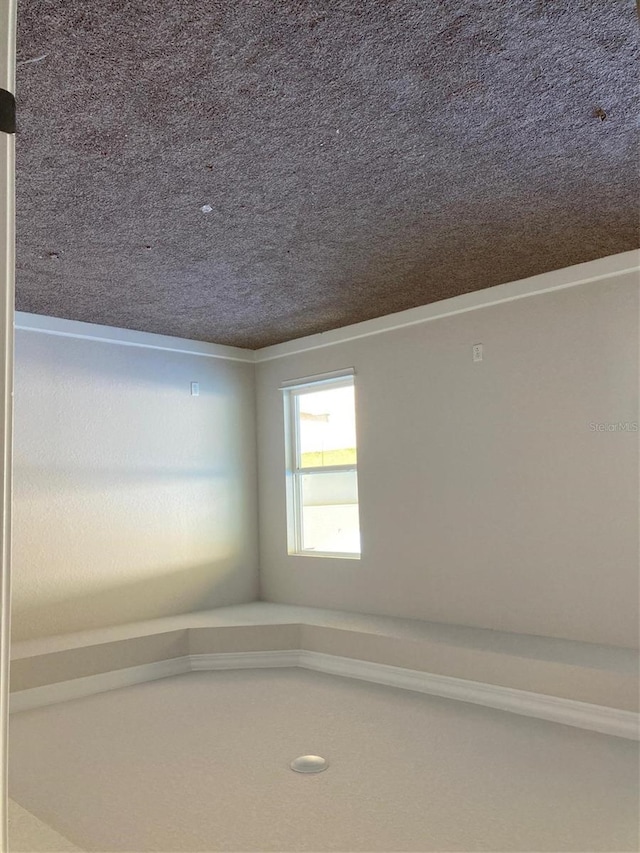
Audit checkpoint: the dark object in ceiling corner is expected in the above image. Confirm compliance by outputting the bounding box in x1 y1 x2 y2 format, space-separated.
15 1 640 349
0 89 16 134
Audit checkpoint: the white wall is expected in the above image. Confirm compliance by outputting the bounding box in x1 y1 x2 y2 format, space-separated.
12 329 258 641
256 272 639 649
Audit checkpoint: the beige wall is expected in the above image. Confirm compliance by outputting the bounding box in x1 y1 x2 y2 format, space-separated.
256 276 639 648
12 331 259 641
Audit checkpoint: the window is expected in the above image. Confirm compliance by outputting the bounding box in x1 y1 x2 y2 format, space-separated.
282 370 360 558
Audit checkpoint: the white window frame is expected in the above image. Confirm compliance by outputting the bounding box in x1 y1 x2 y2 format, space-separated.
282 369 360 559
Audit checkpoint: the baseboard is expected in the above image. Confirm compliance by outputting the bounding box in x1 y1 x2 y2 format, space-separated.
294 651 639 740
184 651 640 740
189 650 300 670
9 657 191 713
10 650 639 740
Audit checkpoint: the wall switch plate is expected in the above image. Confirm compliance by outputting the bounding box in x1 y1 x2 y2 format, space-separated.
190 382 199 396
473 344 483 362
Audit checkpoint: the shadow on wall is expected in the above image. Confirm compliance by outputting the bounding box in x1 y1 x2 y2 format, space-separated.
10 557 247 642
12 331 259 642
11 459 257 641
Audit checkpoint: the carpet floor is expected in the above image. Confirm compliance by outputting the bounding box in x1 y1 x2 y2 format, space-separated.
9 668 639 852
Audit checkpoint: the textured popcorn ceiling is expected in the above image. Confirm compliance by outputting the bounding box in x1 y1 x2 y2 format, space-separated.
15 1 640 348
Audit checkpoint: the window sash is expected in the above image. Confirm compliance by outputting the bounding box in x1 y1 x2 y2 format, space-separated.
295 464 357 475
280 368 355 393
292 469 360 558
289 383 357 473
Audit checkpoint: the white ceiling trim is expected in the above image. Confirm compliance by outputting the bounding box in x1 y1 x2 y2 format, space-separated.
14 312 256 363
254 250 640 362
14 251 639 363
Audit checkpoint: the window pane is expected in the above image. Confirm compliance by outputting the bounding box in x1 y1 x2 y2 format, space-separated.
297 384 357 468
300 470 360 554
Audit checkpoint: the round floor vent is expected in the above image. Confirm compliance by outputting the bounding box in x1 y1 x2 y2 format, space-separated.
290 755 328 773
